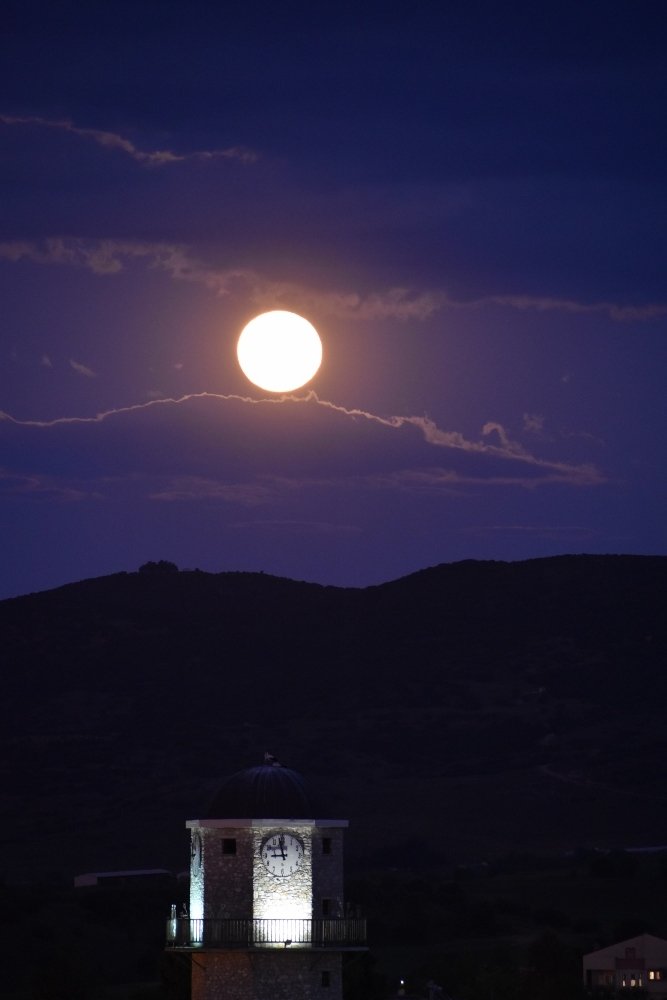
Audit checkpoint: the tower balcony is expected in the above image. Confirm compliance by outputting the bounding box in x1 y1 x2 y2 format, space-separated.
166 917 367 950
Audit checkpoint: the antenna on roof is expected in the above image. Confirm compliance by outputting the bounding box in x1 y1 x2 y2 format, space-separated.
264 751 283 767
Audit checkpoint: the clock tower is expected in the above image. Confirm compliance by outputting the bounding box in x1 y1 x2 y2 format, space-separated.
167 756 366 1000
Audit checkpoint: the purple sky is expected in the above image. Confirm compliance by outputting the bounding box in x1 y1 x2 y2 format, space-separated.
1 1 665 599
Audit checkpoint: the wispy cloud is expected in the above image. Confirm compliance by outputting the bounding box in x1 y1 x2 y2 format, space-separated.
0 391 259 428
0 390 606 490
69 359 96 377
464 292 667 323
0 467 95 501
260 284 443 321
523 413 545 435
149 476 277 506
0 236 662 324
145 459 605 510
0 113 257 166
305 396 603 484
0 238 442 320
367 463 603 491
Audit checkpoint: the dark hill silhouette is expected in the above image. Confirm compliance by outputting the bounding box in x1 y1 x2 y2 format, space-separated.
1 554 665 882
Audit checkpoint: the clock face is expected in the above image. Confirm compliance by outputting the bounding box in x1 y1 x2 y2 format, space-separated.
261 832 304 878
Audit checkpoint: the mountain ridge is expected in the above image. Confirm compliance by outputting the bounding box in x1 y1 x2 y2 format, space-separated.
1 554 665 882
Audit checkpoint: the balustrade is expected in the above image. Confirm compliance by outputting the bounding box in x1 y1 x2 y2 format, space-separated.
166 916 366 949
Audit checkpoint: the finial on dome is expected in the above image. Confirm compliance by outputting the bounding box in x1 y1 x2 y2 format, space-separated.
264 751 283 767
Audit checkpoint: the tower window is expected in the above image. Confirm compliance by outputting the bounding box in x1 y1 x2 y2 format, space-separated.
322 898 331 916
321 971 331 988
222 838 237 855
322 837 332 855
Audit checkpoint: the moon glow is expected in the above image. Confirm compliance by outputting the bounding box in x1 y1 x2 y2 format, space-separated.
236 310 323 392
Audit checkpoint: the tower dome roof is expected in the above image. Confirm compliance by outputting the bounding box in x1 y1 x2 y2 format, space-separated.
207 757 326 819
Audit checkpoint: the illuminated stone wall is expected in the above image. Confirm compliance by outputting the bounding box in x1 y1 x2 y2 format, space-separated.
189 823 254 919
189 820 348 923
192 950 342 1000
252 824 313 922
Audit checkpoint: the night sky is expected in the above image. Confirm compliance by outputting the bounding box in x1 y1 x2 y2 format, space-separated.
1 1 665 600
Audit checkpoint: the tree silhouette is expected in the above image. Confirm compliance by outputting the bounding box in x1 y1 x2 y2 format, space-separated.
139 560 179 574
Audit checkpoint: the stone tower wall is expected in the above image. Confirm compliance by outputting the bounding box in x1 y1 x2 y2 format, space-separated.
198 827 254 918
311 826 345 917
192 950 343 1000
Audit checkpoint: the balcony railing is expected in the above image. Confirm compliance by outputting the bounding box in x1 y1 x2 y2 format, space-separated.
166 917 367 950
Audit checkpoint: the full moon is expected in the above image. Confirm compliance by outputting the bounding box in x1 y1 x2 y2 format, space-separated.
236 310 322 392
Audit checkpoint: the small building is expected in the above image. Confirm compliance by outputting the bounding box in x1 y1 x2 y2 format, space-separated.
74 868 174 888
583 934 667 994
